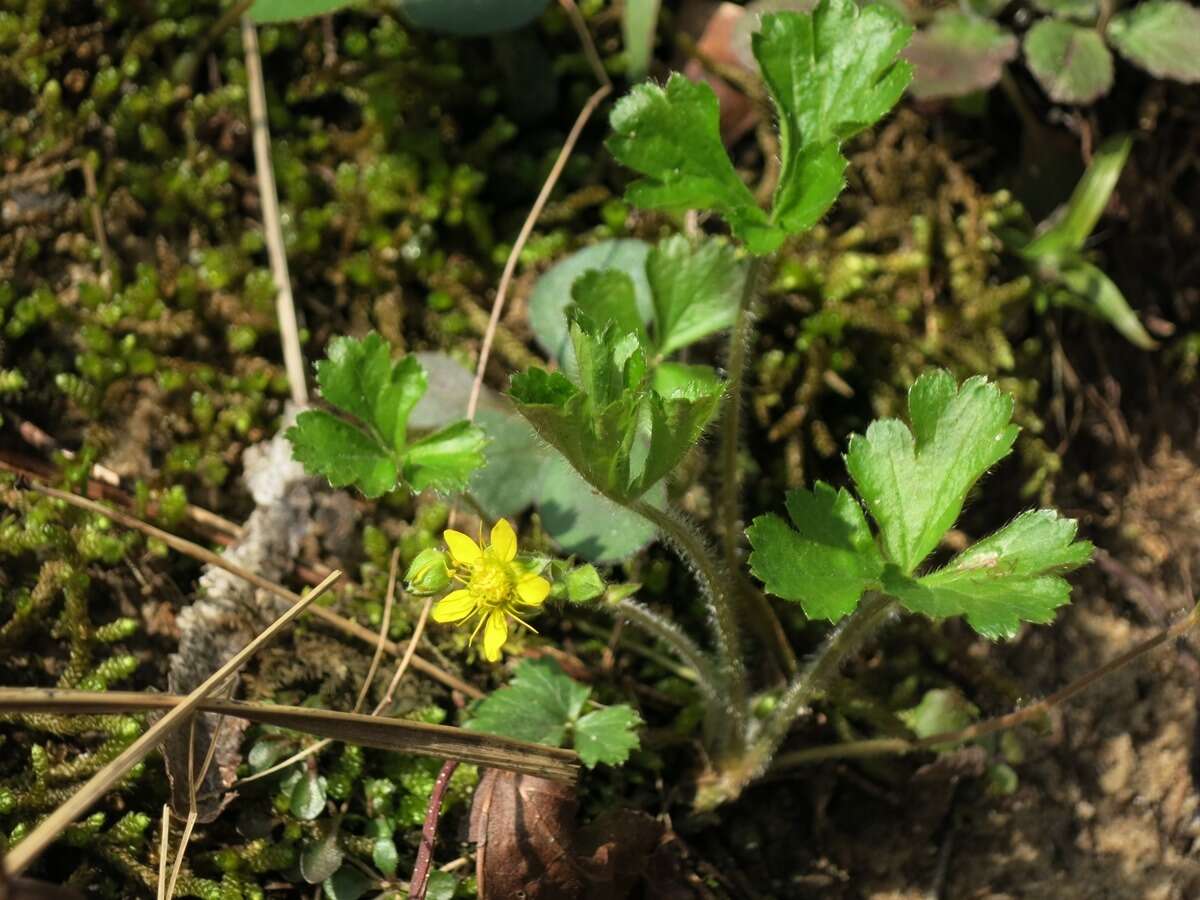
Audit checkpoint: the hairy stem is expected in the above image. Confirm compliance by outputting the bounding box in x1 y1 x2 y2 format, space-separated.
717 254 798 677
601 598 727 740
751 594 896 774
629 500 748 751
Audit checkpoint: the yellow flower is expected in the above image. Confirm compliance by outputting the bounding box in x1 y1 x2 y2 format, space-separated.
432 518 551 661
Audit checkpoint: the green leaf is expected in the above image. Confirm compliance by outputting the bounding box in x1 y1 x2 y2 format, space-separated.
464 658 591 747
646 235 746 356
574 705 642 767
250 0 356 23
1022 134 1132 259
370 820 399 878
424 871 458 900
747 481 885 621
905 12 1018 100
1023 21 1113 104
1054 261 1156 350
1107 0 1200 82
633 373 725 496
882 509 1092 638
316 333 425 451
622 0 662 80
286 411 398 500
402 420 488 493
528 240 653 369
845 370 1018 574
570 268 649 348
322 866 374 900
607 75 782 254
287 333 486 498
290 771 327 821
301 819 343 884
753 3 911 231
510 312 719 500
897 688 979 749
651 362 724 398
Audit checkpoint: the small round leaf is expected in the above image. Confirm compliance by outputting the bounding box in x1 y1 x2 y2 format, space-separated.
1023 21 1113 104
1107 0 1200 83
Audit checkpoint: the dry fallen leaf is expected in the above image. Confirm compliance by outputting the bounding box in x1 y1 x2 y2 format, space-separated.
468 770 681 899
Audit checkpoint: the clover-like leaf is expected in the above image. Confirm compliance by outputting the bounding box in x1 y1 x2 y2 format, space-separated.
747 481 885 622
753 3 912 231
286 332 486 498
574 705 642 768
905 11 1018 100
1023 21 1113 104
882 509 1092 639
607 75 782 254
465 659 642 768
845 370 1018 574
1107 0 1200 83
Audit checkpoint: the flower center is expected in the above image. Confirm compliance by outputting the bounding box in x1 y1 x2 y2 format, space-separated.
469 557 513 607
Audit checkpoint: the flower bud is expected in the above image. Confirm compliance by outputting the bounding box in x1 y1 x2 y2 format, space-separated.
405 548 451 595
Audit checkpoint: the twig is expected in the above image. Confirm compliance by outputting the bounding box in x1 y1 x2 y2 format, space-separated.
3 571 341 876
464 0 612 420
242 14 308 407
21 480 482 698
80 159 113 286
771 602 1200 772
408 760 460 900
0 689 580 781
354 546 402 714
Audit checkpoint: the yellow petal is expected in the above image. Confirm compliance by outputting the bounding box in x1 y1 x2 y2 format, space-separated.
443 530 482 566
482 610 508 662
432 589 477 623
516 574 551 606
490 518 518 562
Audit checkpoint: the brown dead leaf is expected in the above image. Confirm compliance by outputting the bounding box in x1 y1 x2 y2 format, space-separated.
469 770 683 900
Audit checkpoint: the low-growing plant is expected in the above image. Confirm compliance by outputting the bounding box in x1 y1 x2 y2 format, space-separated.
286 0 1103 812
905 0 1200 104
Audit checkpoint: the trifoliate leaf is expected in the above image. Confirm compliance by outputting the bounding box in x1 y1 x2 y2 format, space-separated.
1023 21 1113 104
646 235 746 356
287 411 398 499
464 658 592 747
882 509 1092 638
897 688 979 749
607 75 781 254
286 332 486 498
1107 0 1200 83
402 420 488 493
573 705 642 767
747 481 885 621
905 11 1018 100
845 370 1018 574
753 3 912 231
